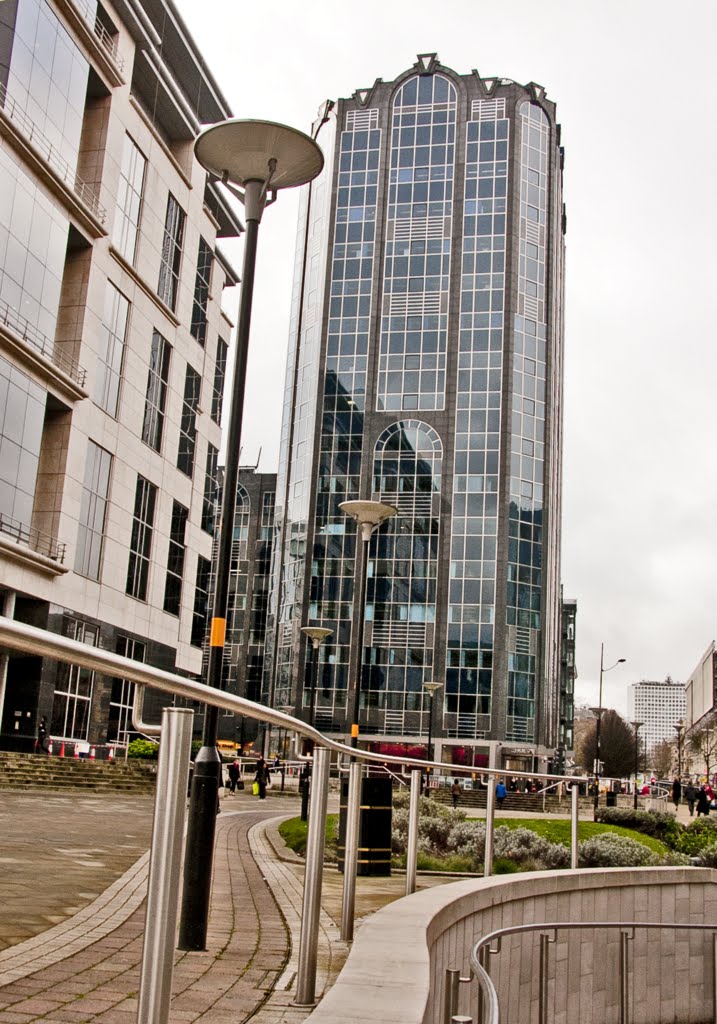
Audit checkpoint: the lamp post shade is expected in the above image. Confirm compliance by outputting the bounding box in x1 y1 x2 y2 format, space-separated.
422 681 443 697
300 626 333 647
194 119 324 188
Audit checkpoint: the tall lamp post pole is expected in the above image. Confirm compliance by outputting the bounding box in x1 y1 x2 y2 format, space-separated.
300 626 333 735
339 500 397 749
674 719 684 778
593 642 626 818
631 720 643 810
178 120 323 952
422 680 442 796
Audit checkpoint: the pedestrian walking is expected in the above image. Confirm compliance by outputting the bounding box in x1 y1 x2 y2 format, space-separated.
496 778 507 809
672 778 682 809
254 756 271 799
684 781 698 816
227 759 240 794
451 778 461 809
36 716 49 754
696 786 711 817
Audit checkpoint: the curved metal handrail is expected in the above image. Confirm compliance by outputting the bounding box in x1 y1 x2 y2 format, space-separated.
468 920 717 1024
0 616 588 787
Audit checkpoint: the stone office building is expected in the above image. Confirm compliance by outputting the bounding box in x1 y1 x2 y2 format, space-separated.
0 0 241 750
265 55 568 771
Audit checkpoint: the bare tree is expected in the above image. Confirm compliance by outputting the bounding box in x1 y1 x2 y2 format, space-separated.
689 727 717 779
651 739 674 779
576 709 636 778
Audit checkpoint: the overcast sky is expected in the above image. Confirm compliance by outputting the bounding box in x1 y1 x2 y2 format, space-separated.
176 0 717 716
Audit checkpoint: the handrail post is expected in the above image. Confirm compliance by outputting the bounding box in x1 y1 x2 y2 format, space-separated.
340 760 362 941
538 933 550 1024
444 967 460 1024
619 930 630 1024
484 777 496 877
405 768 422 896
570 783 579 869
136 707 193 1024
712 933 717 1024
295 745 330 1006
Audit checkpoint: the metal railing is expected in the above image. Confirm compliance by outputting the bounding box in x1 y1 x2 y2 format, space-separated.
443 921 717 1024
0 296 87 387
68 0 125 70
0 514 66 563
0 616 588 1024
0 81 107 223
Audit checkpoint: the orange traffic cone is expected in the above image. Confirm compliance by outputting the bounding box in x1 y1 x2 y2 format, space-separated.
73 744 79 758
48 740 53 755
89 746 96 760
59 742 65 757
108 746 114 760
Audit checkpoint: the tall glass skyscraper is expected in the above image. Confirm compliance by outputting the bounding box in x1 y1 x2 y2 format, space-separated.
265 55 566 771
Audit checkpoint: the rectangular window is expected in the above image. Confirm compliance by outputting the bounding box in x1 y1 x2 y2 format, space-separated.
157 193 185 311
75 441 112 579
177 364 201 477
202 444 219 534
126 475 157 600
112 134 146 263
190 237 213 346
163 501 188 616
94 282 129 417
51 619 98 741
211 335 228 424
142 330 172 452
261 490 275 540
107 636 146 746
191 555 211 647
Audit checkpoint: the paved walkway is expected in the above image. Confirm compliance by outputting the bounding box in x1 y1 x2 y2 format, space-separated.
0 790 437 1024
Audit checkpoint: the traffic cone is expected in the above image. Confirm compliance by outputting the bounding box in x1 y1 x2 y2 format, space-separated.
48 740 53 755
73 744 79 758
59 742 65 757
108 746 114 760
89 746 96 760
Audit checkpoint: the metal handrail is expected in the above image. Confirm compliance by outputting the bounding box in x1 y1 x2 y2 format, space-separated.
0 514 66 562
0 615 587 789
0 81 106 222
462 920 717 1024
0 296 87 386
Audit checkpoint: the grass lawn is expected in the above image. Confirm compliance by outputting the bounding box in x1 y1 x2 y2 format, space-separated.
279 813 338 857
496 818 668 855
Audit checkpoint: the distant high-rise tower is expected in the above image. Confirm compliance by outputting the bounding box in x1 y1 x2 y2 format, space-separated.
266 55 566 771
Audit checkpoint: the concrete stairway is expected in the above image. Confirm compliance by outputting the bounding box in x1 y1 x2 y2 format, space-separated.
432 786 588 814
0 751 157 793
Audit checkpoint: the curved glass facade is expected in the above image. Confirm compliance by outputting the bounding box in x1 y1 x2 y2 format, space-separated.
268 60 565 756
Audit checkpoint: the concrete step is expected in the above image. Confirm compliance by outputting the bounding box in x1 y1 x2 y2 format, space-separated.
0 751 157 791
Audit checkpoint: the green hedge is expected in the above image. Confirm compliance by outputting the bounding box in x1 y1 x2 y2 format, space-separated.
127 738 159 760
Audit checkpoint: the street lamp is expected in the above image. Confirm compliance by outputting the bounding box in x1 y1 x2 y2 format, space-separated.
422 680 442 796
674 719 685 778
593 642 626 817
339 500 398 748
300 626 333 734
631 720 643 810
179 119 323 952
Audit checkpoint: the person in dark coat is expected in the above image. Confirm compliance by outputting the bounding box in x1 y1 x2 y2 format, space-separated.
254 757 271 799
36 716 48 754
227 759 240 794
672 778 682 808
696 786 711 817
684 782 698 816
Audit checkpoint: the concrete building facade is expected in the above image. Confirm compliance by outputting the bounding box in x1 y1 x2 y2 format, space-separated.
265 55 567 771
627 678 686 754
0 0 241 750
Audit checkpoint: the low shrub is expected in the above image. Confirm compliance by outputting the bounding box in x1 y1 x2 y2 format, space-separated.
127 738 159 760
579 833 659 868
673 817 717 855
696 842 717 868
594 807 681 846
493 826 570 870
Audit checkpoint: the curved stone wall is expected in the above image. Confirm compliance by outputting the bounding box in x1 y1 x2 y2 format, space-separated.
305 867 717 1024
